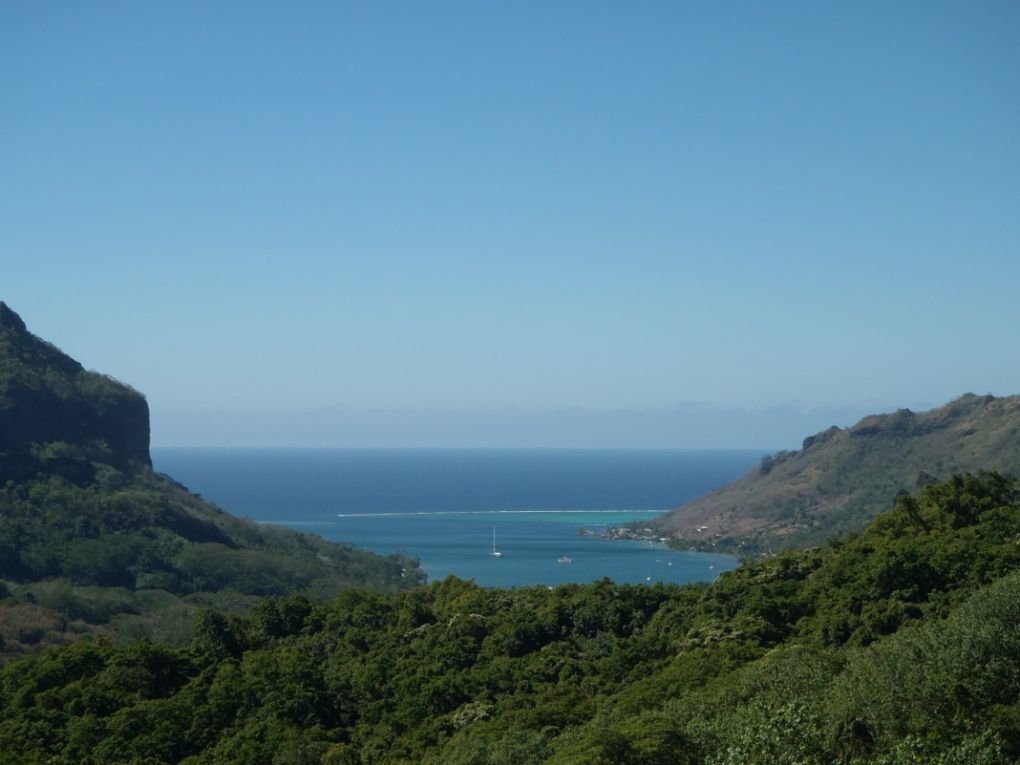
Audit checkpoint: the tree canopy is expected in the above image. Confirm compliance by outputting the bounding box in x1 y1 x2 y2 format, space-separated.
3 472 1019 764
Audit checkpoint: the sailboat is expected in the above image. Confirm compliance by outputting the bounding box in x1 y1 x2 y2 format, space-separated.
490 527 503 557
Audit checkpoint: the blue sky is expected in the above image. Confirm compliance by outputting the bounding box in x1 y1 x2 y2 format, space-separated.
3 1 1019 448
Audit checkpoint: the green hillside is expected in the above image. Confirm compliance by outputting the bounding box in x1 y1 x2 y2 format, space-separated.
0 302 423 660
2 472 1019 764
647 394 1020 552
0 301 150 477
6 299 1020 763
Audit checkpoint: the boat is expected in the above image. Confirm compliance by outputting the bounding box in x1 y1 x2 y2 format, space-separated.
490 527 503 557
557 556 573 564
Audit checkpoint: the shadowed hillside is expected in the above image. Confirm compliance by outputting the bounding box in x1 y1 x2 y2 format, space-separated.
0 302 150 478
0 302 424 660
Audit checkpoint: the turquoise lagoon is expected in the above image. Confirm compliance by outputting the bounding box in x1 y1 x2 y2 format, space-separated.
153 448 762 587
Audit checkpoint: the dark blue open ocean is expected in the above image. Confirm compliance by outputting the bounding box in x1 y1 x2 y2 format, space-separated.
152 449 762 587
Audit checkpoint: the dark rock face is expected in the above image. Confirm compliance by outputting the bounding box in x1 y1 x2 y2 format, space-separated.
0 302 28 334
0 302 151 476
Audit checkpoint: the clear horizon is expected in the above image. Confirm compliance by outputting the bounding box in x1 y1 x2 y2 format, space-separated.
146 398 949 451
4 2 1018 448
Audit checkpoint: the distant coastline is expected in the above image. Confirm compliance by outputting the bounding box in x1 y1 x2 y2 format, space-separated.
153 448 754 587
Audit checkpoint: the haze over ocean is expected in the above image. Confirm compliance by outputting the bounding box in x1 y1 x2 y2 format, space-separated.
5 3 1019 451
153 448 762 586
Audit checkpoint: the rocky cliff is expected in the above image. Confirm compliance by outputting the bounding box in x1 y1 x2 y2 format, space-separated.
0 302 150 482
0 301 423 660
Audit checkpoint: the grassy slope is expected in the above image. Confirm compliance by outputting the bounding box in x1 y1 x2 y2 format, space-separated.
649 393 1020 552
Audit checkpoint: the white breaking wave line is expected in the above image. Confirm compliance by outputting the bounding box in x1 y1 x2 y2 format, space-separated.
335 509 662 518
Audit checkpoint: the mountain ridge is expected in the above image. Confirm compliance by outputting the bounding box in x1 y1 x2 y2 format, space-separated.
648 392 1020 551
0 301 151 475
0 302 423 660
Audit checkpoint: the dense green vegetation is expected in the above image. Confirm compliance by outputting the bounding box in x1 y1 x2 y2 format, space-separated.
0 466 424 658
6 301 1020 762
0 301 151 474
3 472 1019 764
0 302 424 660
650 392 1020 552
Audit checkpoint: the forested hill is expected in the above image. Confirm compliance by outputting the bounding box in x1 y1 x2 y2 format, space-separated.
648 393 1020 552
0 302 424 661
2 472 1019 764
0 300 151 477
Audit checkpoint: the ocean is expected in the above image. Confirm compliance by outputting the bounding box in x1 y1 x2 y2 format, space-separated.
151 448 763 587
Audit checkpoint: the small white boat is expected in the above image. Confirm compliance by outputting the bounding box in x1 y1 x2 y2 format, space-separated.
557 556 573 564
490 527 503 557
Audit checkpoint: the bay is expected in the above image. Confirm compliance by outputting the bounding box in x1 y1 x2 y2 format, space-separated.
152 448 762 587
